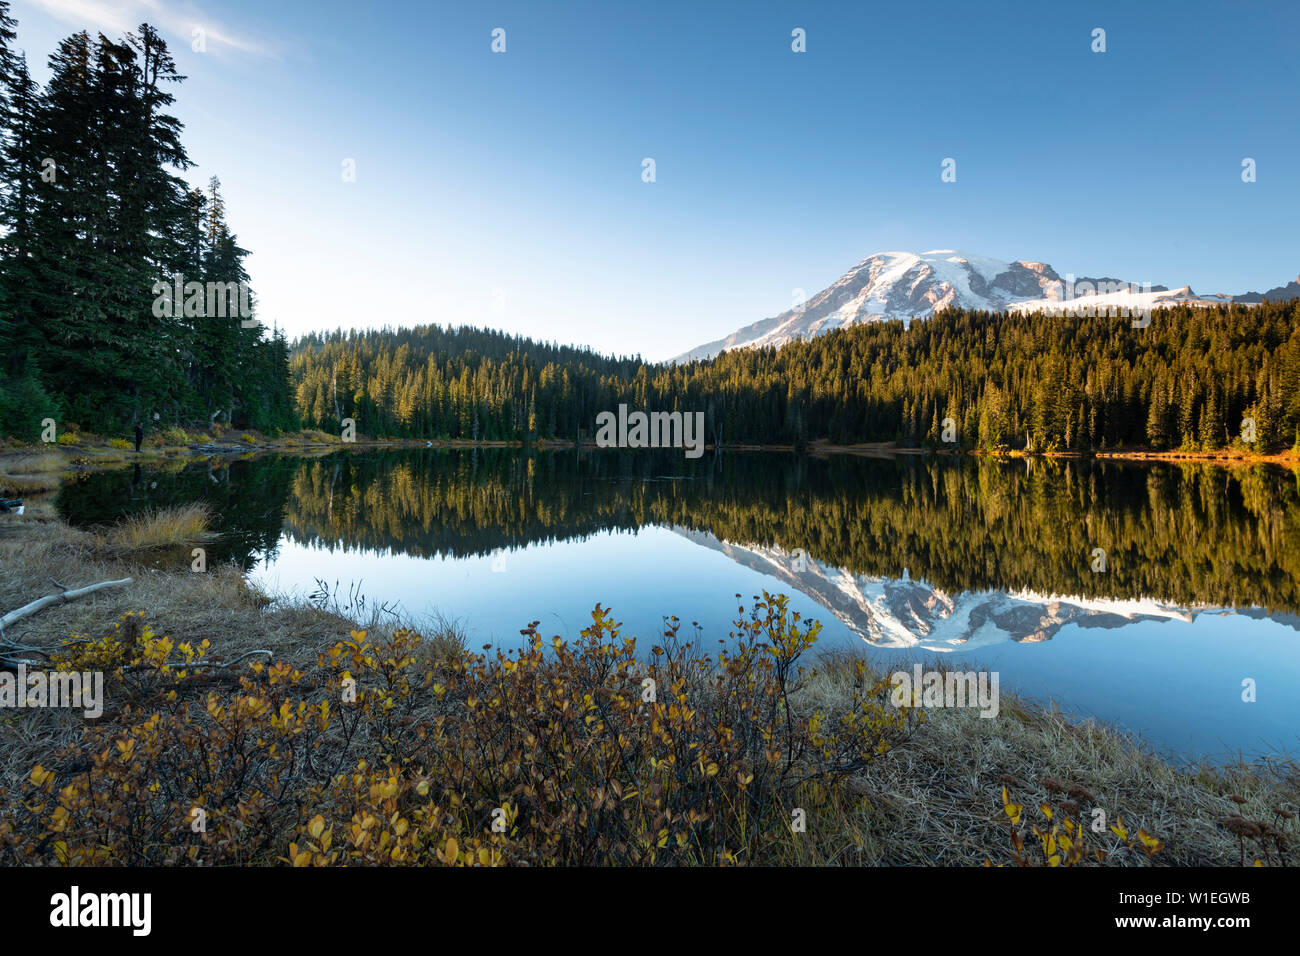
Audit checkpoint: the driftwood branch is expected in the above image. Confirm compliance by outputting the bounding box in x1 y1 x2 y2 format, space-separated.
0 578 272 674
0 578 133 638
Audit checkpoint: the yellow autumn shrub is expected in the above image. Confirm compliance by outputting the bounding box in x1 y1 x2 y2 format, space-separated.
993 780 1165 867
0 592 919 866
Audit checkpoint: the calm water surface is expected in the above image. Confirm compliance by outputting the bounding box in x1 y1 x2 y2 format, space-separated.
57 448 1300 762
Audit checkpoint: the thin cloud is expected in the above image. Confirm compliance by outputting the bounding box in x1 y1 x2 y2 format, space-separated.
19 0 274 57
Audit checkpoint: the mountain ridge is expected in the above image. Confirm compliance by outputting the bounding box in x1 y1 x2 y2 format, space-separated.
675 250 1294 363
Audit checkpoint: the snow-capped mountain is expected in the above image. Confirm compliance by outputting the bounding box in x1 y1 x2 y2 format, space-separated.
674 249 1191 363
1007 283 1221 319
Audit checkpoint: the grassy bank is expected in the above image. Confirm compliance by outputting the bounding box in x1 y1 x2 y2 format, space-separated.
1 425 349 475
0 494 1294 866
0 426 584 482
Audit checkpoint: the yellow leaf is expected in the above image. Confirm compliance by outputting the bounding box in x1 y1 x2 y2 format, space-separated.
1001 788 1023 826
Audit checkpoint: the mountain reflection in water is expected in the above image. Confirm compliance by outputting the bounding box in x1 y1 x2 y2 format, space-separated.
57 448 1300 759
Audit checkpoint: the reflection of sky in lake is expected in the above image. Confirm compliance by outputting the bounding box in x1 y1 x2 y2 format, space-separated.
249 524 1300 764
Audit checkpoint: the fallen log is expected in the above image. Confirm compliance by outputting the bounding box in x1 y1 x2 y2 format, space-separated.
0 577 133 638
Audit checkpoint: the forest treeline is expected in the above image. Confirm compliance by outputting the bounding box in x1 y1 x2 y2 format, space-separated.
291 325 642 442
0 5 295 439
290 300 1300 453
4 5 1297 454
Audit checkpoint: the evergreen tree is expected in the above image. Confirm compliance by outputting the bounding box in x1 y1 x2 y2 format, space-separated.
0 12 293 437
1145 383 1171 448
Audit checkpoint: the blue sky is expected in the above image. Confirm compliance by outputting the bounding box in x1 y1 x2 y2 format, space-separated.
10 0 1300 360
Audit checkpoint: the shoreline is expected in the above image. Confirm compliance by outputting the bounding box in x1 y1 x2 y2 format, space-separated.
0 490 1294 865
3 429 1298 481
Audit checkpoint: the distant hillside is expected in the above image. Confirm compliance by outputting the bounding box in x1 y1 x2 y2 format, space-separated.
286 302 1300 454
289 324 648 441
293 324 644 378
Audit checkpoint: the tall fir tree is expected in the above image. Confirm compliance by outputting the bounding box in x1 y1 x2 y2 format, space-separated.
0 11 294 437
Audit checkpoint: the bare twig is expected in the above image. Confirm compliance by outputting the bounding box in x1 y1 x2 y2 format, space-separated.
122 649 273 673
186 649 274 669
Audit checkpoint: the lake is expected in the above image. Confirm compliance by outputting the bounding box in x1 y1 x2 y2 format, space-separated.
57 448 1300 762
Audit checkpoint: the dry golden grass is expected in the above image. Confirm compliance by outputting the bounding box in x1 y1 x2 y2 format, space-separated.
0 450 65 495
94 502 211 553
770 649 1299 865
0 502 349 665
296 428 340 444
421 610 470 663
